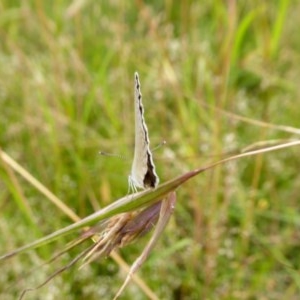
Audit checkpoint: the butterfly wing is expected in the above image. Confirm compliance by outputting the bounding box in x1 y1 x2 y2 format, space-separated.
129 72 159 190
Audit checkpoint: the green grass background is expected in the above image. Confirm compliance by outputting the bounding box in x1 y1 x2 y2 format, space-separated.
1 0 300 299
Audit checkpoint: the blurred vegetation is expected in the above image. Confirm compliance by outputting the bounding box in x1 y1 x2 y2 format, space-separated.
1 0 300 299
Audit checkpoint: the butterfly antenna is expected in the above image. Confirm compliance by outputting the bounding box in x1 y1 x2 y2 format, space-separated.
99 151 126 160
152 140 167 152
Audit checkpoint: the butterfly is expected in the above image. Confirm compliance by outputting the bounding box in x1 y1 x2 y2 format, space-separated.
128 72 159 192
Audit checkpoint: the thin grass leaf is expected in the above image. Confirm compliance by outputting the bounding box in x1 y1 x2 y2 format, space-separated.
270 0 290 58
19 244 95 300
0 139 299 260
